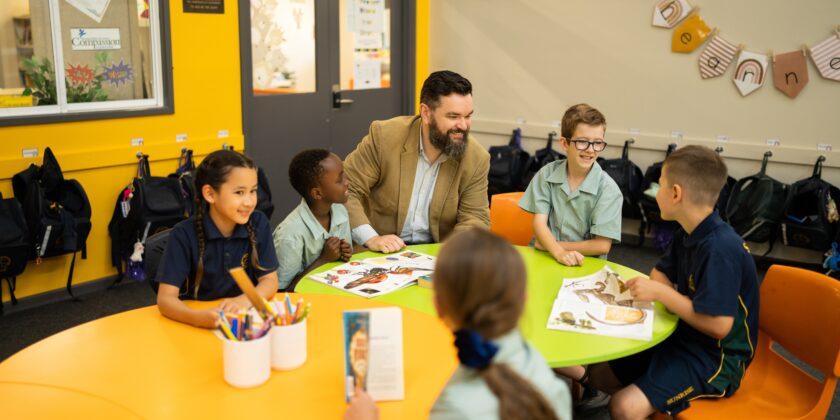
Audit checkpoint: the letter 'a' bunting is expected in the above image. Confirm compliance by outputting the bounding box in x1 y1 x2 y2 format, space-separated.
732 50 768 96
772 50 809 98
652 0 692 28
698 35 737 79
808 33 840 81
671 13 711 53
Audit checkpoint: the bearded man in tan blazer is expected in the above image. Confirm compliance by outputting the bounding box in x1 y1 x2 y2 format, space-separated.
344 71 490 253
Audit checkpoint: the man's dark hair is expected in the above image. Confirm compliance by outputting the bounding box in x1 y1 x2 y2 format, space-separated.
420 70 472 109
288 148 331 200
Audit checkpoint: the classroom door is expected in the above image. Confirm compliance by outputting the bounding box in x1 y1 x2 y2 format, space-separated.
240 0 415 224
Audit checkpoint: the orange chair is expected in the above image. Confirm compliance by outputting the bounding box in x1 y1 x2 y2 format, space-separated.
489 192 534 246
674 265 840 419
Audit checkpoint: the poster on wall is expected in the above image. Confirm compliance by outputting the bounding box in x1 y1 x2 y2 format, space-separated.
354 59 382 89
732 50 768 96
772 50 809 98
354 0 384 33
66 0 112 23
184 0 224 14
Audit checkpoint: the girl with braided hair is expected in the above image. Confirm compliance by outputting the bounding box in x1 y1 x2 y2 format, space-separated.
156 149 279 328
345 228 571 420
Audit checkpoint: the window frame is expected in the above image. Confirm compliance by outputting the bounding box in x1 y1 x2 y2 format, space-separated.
0 0 174 127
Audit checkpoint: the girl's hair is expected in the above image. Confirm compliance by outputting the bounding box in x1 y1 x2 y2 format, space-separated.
434 228 559 420
191 149 265 298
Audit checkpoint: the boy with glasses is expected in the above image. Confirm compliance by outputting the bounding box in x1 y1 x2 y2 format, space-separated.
519 104 622 266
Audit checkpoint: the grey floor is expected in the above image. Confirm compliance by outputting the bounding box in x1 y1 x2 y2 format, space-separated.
0 243 837 419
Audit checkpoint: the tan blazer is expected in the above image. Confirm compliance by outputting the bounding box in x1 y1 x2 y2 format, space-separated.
344 115 490 244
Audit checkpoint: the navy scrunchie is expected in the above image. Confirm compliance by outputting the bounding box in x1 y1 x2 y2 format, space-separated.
454 329 499 370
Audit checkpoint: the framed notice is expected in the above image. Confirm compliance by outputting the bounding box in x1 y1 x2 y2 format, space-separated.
183 0 224 14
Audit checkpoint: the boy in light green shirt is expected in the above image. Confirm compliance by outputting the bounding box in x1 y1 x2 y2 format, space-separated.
519 104 622 266
273 149 352 290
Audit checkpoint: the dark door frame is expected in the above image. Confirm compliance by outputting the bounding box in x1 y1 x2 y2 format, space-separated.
237 0 417 146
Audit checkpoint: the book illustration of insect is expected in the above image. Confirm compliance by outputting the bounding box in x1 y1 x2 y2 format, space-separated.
343 266 433 289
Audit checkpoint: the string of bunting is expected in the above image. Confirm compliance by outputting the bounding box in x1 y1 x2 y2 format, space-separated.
652 0 840 98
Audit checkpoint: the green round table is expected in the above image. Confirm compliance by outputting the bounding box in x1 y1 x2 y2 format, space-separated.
296 244 678 367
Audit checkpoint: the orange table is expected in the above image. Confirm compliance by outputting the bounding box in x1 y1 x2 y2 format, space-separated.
0 293 457 418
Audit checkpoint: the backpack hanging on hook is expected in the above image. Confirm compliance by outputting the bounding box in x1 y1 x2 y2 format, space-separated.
780 156 839 251
599 139 643 219
520 131 565 190
488 128 530 197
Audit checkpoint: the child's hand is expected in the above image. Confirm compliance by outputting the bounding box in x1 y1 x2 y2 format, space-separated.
321 236 343 262
195 309 220 329
339 239 352 262
626 277 663 302
344 386 379 420
552 249 584 266
219 295 251 314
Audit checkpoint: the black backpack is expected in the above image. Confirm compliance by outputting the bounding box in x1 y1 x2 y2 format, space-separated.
520 132 565 190
109 154 188 286
169 148 197 216
725 151 789 244
256 165 275 219
599 139 643 219
780 156 839 251
713 147 737 222
637 143 680 248
488 128 530 197
11 147 92 298
0 193 29 313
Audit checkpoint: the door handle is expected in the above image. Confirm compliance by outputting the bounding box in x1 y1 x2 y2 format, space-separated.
332 84 354 108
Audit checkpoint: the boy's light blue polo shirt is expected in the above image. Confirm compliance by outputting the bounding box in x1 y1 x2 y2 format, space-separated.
273 199 352 290
519 160 622 244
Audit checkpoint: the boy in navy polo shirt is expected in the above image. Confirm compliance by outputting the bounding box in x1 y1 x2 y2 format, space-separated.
569 145 759 418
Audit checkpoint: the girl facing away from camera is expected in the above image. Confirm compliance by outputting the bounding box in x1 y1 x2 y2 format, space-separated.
345 228 571 420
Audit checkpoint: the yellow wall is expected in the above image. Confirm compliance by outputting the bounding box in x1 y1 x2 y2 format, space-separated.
0 2 245 302
415 0 429 113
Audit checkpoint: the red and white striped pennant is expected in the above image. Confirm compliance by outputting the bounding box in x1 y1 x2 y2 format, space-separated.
698 35 738 79
808 32 840 82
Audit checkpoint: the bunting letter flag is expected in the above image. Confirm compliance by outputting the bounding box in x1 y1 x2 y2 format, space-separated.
652 0 692 28
671 13 711 53
808 33 840 82
773 50 809 98
732 50 769 96
698 35 737 79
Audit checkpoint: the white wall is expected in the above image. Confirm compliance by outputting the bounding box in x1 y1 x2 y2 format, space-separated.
429 0 840 262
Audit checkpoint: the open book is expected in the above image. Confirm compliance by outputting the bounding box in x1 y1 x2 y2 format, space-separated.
309 250 436 298
343 307 404 402
546 267 654 341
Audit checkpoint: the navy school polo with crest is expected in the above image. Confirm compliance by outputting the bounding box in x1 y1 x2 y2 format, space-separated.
654 210 760 393
156 210 279 301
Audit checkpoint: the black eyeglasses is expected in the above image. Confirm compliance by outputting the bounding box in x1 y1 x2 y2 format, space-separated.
569 139 607 152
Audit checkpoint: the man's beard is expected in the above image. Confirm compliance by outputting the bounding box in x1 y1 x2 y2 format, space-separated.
429 117 468 159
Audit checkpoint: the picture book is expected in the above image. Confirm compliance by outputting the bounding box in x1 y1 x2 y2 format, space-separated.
546 267 654 341
309 250 436 298
343 307 404 402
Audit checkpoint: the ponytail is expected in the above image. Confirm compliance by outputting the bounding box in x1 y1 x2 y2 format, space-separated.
482 364 559 420
193 198 206 298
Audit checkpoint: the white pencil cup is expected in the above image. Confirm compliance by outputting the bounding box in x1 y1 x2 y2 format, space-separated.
271 318 307 370
217 329 271 388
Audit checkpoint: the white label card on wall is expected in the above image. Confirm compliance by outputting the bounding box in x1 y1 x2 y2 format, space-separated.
629 128 641 135
818 144 833 152
218 129 229 139
515 117 526 125
131 138 144 146
716 135 729 143
670 131 683 140
22 148 38 158
176 133 187 143
551 120 561 128
766 139 781 147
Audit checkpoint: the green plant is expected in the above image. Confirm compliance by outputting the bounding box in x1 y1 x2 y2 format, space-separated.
22 53 110 105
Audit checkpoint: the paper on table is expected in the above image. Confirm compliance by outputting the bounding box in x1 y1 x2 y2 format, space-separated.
344 307 404 401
